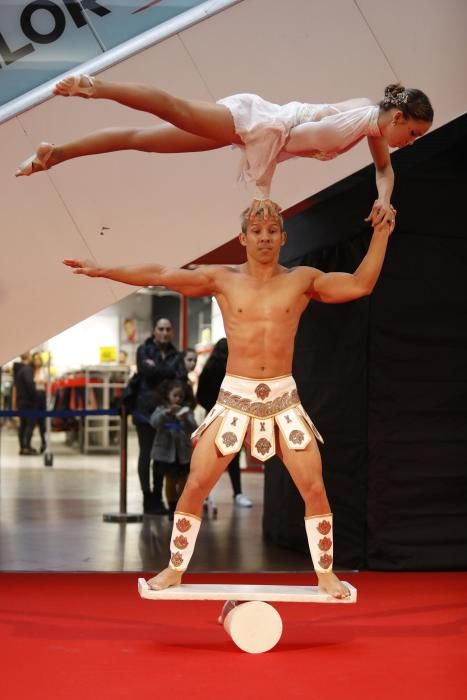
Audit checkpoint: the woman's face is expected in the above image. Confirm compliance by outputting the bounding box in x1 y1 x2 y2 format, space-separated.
384 112 431 149
184 351 197 373
32 354 42 368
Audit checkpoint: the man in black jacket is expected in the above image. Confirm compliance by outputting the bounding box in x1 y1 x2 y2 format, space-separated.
134 318 187 514
14 352 37 455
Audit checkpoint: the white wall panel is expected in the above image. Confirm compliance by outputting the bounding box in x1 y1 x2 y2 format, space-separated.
15 35 246 268
1 117 117 359
181 0 398 213
1 0 466 364
356 0 467 127
181 0 394 103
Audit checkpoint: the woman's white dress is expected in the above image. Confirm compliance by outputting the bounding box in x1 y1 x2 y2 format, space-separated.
217 93 382 198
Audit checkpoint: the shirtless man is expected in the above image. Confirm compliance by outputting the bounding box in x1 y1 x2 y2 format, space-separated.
64 202 395 598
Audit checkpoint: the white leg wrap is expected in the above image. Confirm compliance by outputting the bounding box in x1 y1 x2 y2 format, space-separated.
304 513 334 573
168 512 201 572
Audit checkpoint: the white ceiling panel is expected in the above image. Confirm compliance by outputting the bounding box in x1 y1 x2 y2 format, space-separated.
182 0 396 104
1 117 119 360
2 0 465 363
355 0 467 127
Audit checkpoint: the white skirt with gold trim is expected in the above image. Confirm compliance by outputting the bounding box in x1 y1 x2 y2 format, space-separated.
191 374 323 462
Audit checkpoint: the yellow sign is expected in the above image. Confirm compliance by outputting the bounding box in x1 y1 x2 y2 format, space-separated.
99 346 117 363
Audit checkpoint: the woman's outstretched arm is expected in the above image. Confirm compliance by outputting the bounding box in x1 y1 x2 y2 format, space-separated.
283 99 395 225
365 135 394 225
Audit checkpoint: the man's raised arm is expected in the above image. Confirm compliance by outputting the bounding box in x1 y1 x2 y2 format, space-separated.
63 259 217 296
309 214 396 304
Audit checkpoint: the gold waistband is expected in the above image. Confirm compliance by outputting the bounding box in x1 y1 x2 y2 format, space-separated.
218 387 300 419
225 372 293 381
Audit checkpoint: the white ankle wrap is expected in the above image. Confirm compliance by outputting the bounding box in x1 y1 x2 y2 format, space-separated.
305 513 334 573
169 512 201 572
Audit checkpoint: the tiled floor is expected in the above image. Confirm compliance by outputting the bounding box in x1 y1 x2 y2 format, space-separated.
0 425 313 573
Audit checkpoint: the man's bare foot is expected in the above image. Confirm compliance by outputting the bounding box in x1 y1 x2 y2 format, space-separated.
53 74 96 98
147 567 183 591
317 572 351 599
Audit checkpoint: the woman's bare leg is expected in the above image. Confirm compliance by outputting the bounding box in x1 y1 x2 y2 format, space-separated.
55 74 237 143
147 417 232 590
16 123 227 175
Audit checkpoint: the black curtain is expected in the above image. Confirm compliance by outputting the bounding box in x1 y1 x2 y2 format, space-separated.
263 113 467 570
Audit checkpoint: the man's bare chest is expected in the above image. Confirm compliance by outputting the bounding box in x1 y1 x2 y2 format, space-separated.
219 277 305 321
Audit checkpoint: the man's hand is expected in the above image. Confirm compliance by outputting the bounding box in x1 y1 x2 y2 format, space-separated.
372 206 397 237
63 259 100 276
247 198 282 221
365 200 396 226
310 206 396 304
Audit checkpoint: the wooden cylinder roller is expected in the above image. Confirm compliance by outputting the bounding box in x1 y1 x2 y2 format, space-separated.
223 600 283 654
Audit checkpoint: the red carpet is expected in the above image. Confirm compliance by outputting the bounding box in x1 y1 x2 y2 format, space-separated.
1 572 466 700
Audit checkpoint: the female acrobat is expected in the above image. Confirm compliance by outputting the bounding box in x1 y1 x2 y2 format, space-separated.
16 77 433 224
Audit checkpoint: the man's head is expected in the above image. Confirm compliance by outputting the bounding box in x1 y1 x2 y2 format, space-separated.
153 318 173 347
240 202 284 234
239 201 286 262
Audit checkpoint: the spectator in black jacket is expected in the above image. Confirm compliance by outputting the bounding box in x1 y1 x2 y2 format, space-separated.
134 318 187 514
196 338 252 507
14 352 37 455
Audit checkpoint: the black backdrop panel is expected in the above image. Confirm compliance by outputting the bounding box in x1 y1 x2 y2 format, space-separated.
263 114 467 570
367 235 467 570
264 236 372 569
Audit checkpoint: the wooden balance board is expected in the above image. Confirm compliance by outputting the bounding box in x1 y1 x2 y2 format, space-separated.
138 578 357 654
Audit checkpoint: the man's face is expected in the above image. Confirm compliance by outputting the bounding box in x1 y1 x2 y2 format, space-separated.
153 319 173 345
239 217 286 262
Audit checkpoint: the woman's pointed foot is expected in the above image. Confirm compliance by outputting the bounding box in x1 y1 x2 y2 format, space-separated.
53 74 95 98
15 142 54 177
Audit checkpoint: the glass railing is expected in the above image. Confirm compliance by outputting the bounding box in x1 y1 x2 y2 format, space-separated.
0 1 237 108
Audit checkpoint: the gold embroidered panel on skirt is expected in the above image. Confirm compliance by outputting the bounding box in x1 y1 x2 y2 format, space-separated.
214 409 249 456
191 403 226 442
275 407 312 450
218 387 299 418
294 404 324 444
254 383 271 400
251 417 276 462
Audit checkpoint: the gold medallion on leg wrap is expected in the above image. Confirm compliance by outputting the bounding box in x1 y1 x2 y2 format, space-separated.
168 512 201 572
305 513 334 573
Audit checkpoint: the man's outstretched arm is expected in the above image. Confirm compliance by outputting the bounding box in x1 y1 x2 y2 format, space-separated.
310 216 395 304
63 259 217 296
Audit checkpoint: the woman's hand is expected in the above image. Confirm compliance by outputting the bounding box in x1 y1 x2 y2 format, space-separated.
365 200 396 226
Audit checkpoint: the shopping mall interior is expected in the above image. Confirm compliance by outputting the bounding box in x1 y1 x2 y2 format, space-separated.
1 1 466 697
